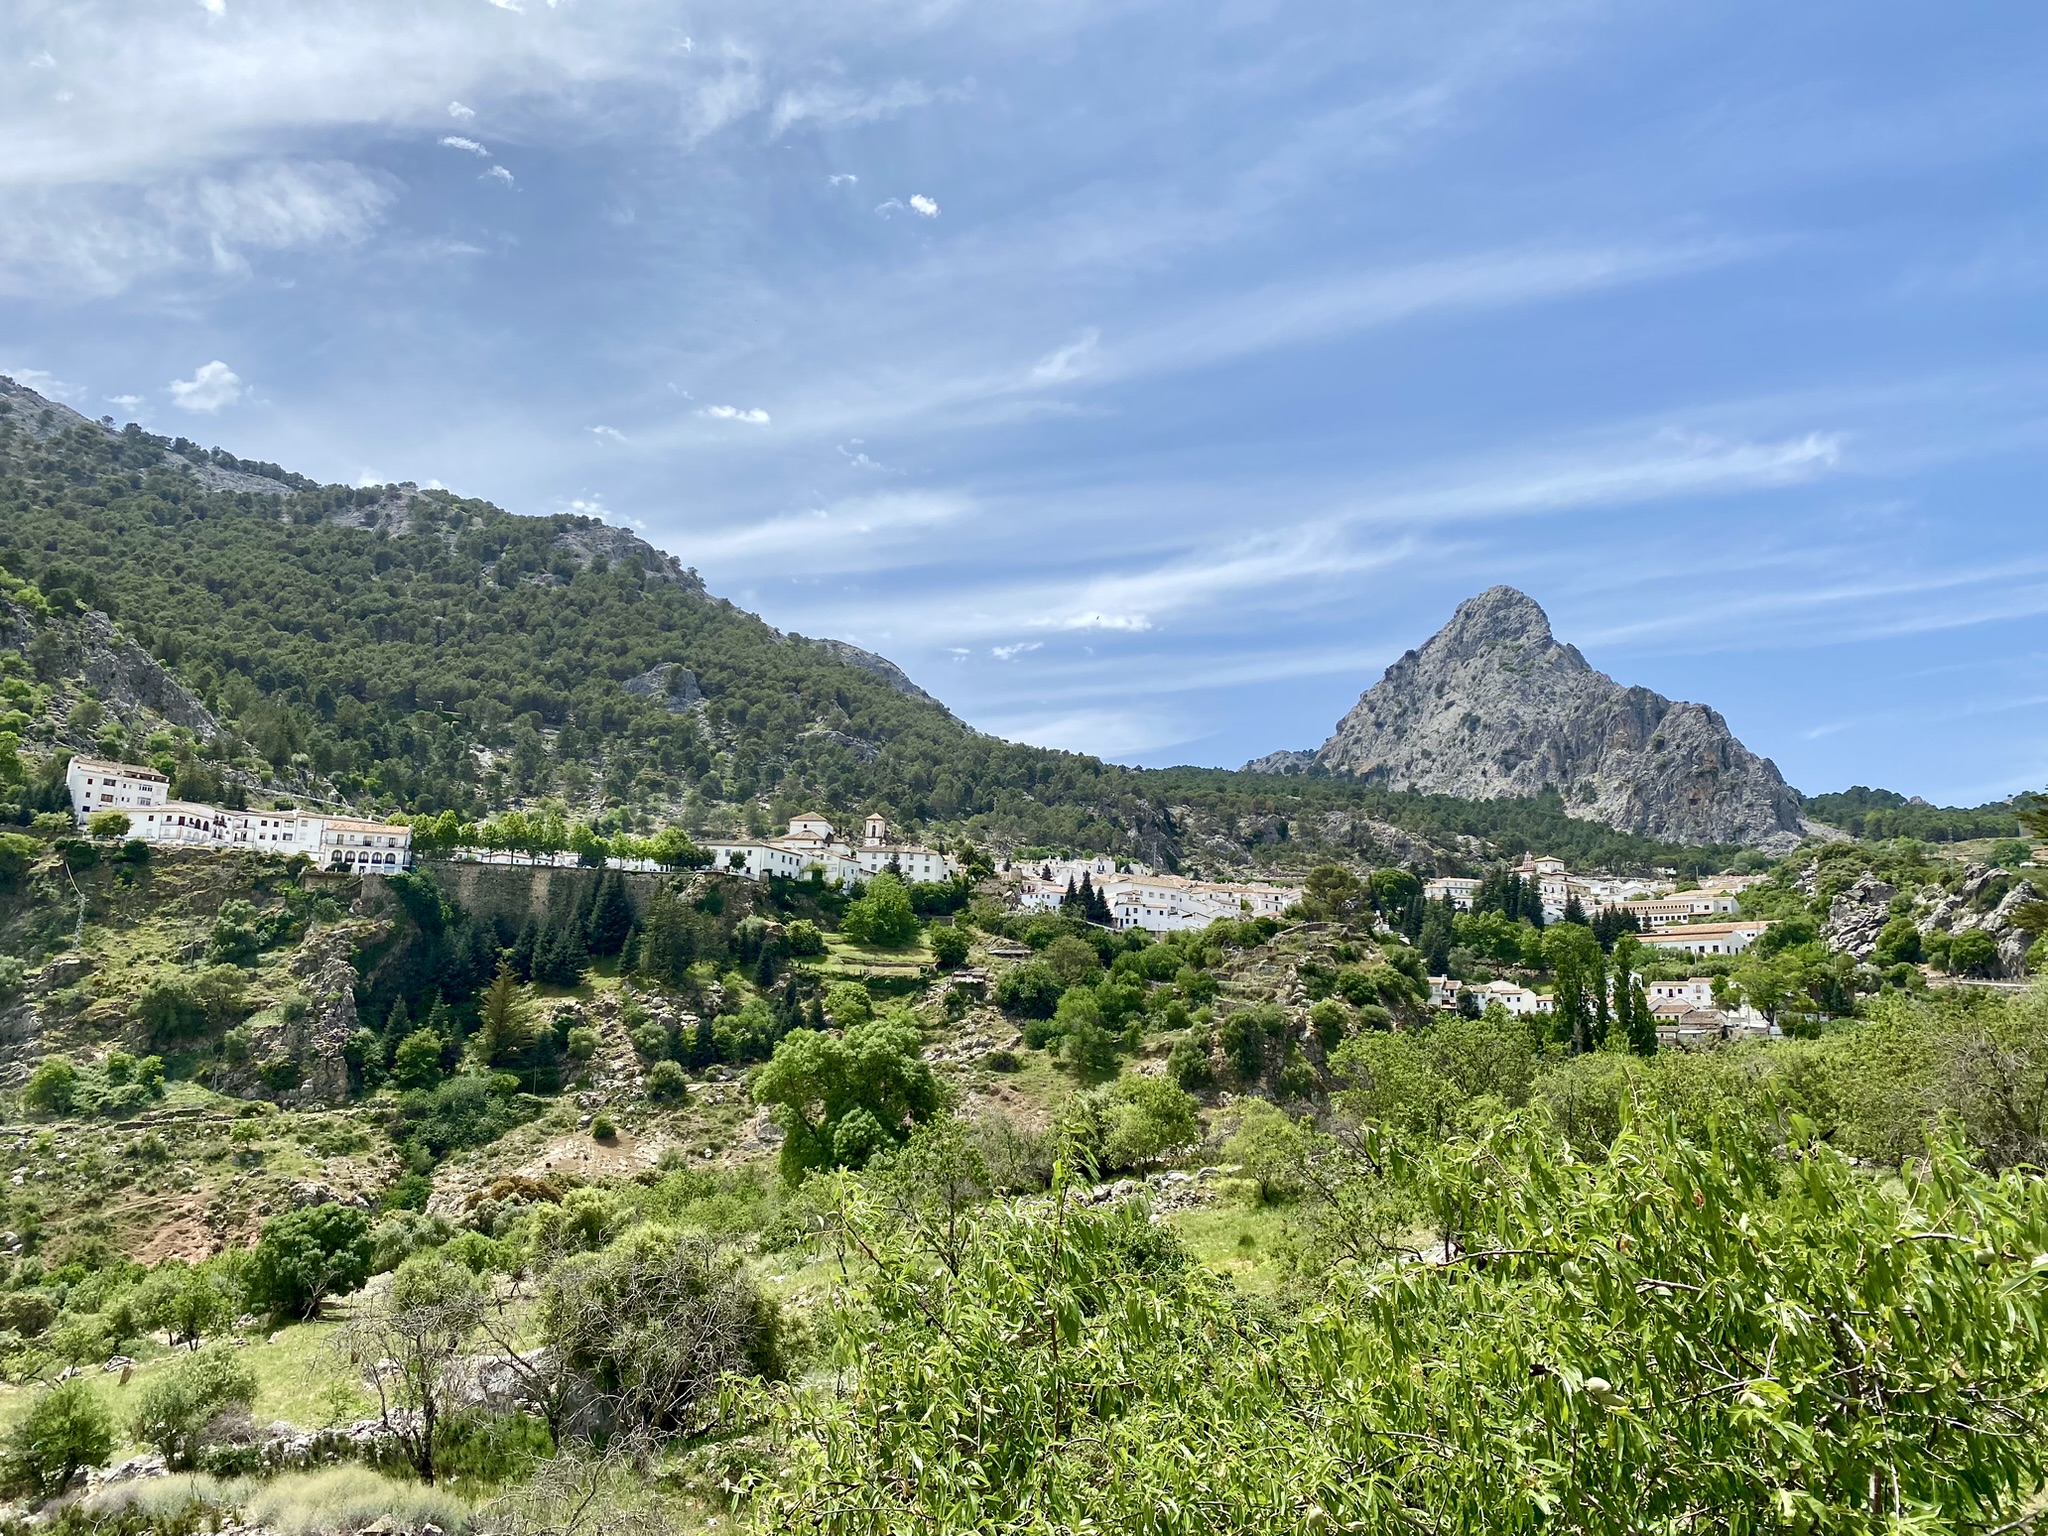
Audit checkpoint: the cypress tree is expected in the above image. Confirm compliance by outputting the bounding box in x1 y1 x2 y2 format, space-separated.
507 919 539 982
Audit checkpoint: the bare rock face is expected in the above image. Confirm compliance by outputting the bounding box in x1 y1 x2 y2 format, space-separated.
621 662 703 713
1254 587 1804 849
806 638 945 709
1823 874 1898 960
1918 865 2038 978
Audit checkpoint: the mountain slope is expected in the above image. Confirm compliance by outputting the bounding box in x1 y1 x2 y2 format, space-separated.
1253 586 1804 849
0 379 1748 872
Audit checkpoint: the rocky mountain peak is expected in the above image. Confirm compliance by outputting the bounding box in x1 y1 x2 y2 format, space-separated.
1247 587 1807 850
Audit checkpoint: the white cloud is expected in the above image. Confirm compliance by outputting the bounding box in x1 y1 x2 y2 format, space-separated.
1 365 83 400
0 158 393 296
908 193 939 218
701 404 770 424
168 360 241 412
197 0 226 14
28 51 55 70
589 424 626 442
772 80 951 134
439 135 489 156
991 641 1042 661
677 489 964 572
483 164 514 185
828 173 858 187
485 0 522 11
1030 329 1099 384
447 101 475 120
104 393 143 412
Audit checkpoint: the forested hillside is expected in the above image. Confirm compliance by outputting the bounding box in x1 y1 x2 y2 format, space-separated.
0 379 1741 875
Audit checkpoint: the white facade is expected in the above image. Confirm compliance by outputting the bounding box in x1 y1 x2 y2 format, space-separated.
1637 920 1772 957
1423 876 1481 910
1473 978 1554 1016
1017 869 1297 933
703 814 957 888
1623 891 1742 928
67 757 410 869
67 757 169 820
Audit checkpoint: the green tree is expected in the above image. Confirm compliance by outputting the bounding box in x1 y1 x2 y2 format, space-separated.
477 962 535 1066
823 980 874 1028
929 924 971 969
246 1203 374 1320
129 1346 256 1468
635 885 694 987
21 1057 77 1117
1948 928 2000 977
584 871 634 957
994 960 1063 1018
85 808 131 840
207 898 263 966
338 1254 481 1486
3 1379 113 1496
841 872 920 949
754 1016 945 1179
1301 864 1371 925
392 1028 446 1092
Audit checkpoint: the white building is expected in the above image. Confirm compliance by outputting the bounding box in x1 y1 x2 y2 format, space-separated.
1423 876 1481 910
1472 978 1554 1016
66 756 169 819
702 813 957 888
1015 868 1296 933
67 756 410 869
1637 920 1772 958
1623 891 1743 928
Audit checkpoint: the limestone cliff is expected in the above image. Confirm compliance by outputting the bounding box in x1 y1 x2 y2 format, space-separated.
1251 586 1805 849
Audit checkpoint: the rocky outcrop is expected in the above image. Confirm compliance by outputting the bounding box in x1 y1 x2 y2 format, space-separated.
1822 874 1898 961
807 638 945 708
1249 587 1805 849
1918 865 2038 978
621 662 703 713
0 598 221 738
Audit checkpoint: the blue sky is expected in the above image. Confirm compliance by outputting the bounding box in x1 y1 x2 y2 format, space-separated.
3 0 2044 804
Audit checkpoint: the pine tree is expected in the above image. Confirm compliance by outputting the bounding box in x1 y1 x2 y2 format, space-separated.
635 886 692 988
478 963 533 1066
507 919 539 982
1061 877 1080 916
385 997 410 1038
586 871 634 958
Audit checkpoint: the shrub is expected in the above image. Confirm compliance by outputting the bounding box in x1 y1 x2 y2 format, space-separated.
22 1057 77 1116
3 1378 113 1496
131 1346 257 1467
391 1028 446 1092
646 1059 690 1102
1167 1030 1215 1091
591 1113 617 1140
929 925 971 969
0 955 24 999
565 1026 598 1061
823 980 874 1028
785 919 827 957
994 961 1063 1019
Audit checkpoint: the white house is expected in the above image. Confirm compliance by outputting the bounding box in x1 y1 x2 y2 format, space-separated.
1423 876 1482 910
1637 920 1772 958
1016 868 1297 933
309 816 413 873
1473 978 1554 1016
67 756 169 820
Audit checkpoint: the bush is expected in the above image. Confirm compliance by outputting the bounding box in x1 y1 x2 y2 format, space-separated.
0 955 24 999
565 1026 598 1061
592 1113 617 1140
646 1059 689 1102
994 961 1063 1019
1167 1031 1215 1091
929 925 971 969
22 1057 77 1116
391 1028 445 1092
785 919 827 957
131 1346 256 1468
823 980 874 1028
4 1378 113 1495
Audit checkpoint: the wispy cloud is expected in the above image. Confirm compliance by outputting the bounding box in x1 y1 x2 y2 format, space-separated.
168 360 241 413
828 173 858 187
701 404 770 425
483 164 514 186
675 490 964 572
447 101 475 120
991 641 1042 661
439 135 489 156
876 194 940 219
589 424 626 442
772 80 955 134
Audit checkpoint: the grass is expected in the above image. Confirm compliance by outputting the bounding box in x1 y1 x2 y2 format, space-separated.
82 1466 474 1535
1168 1202 1294 1296
0 1318 365 1451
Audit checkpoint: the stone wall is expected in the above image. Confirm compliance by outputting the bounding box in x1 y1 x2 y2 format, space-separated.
405 860 672 930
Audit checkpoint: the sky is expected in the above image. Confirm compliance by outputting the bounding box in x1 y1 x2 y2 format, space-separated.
2 0 2044 805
